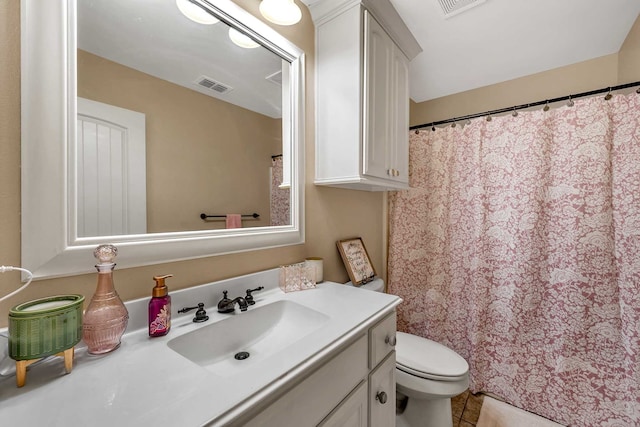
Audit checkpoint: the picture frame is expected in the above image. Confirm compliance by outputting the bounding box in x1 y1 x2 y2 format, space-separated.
337 237 376 286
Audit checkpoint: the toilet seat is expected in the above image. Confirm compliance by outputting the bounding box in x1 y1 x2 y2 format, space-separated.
396 332 469 382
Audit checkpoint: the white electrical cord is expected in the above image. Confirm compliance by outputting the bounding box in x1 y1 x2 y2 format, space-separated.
0 266 34 302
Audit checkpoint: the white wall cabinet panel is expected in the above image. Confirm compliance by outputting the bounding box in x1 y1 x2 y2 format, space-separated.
363 13 393 181
313 0 420 191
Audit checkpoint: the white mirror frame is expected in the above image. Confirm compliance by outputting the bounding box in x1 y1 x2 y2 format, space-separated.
21 0 305 279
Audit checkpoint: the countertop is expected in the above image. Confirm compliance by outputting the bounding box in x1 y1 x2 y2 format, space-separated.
0 269 400 426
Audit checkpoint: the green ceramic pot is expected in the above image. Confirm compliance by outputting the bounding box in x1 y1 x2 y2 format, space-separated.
8 295 84 361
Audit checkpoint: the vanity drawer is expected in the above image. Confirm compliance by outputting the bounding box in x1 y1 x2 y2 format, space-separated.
368 313 396 369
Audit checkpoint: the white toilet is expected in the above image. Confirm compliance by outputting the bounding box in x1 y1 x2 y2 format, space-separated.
346 278 469 427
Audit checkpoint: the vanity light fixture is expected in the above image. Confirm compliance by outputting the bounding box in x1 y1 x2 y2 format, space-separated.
229 27 260 49
176 0 219 25
259 0 302 26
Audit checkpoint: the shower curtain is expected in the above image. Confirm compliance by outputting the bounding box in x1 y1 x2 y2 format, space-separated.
388 93 640 426
270 156 290 226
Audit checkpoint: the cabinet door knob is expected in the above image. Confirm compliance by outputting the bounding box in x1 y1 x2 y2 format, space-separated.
376 391 388 404
387 168 392 176
385 335 397 346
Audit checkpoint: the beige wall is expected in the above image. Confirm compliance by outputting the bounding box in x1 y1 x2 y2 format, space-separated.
409 53 620 126
78 50 280 231
410 14 640 127
619 14 640 83
0 0 384 327
5 3 635 327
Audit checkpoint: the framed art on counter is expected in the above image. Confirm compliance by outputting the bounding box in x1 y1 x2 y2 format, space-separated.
337 237 376 286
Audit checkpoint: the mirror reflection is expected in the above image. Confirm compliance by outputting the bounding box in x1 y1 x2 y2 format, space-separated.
76 0 291 237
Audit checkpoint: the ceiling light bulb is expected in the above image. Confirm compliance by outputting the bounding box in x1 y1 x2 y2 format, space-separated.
259 0 302 26
229 28 260 49
176 0 219 25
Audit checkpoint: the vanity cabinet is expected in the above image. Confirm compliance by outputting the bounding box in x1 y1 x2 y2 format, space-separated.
366 312 397 427
241 312 397 426
311 0 421 191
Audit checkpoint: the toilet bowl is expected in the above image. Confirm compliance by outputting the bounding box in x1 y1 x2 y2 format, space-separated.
346 278 469 427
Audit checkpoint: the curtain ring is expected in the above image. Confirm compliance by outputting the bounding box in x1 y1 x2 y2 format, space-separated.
543 101 550 112
512 107 518 117
431 123 436 132
604 87 612 101
567 95 574 107
486 115 492 122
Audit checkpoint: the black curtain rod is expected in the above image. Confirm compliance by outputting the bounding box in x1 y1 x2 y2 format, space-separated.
271 154 282 159
410 81 640 131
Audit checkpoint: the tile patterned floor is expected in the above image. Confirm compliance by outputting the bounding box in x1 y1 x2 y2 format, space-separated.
452 390 485 427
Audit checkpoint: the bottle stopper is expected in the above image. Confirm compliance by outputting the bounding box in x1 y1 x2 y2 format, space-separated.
94 244 118 264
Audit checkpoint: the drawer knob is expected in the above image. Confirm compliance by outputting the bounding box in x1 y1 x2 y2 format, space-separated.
376 391 388 404
385 335 397 347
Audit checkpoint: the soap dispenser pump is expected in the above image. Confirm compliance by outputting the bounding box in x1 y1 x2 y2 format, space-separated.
149 274 172 337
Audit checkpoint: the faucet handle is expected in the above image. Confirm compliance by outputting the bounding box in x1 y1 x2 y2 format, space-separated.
245 286 264 305
178 302 209 323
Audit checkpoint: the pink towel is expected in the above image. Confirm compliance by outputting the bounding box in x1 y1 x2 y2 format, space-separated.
225 214 242 229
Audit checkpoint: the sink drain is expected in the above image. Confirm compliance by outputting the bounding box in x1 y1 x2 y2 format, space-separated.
234 351 250 360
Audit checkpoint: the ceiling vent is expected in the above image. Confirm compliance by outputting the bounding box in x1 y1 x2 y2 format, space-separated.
194 76 233 94
437 0 486 18
265 70 282 86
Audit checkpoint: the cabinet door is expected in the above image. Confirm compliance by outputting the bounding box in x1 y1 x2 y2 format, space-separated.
369 313 397 369
363 11 393 181
369 351 396 427
318 380 368 427
390 45 410 184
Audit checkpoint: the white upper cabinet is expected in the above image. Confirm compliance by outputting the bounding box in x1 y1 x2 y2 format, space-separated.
310 0 421 191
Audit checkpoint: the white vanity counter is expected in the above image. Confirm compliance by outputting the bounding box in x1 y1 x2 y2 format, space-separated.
0 269 400 426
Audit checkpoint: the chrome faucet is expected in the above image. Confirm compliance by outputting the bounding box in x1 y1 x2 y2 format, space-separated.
217 290 249 313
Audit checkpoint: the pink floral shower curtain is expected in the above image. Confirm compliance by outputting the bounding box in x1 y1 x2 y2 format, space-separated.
270 156 290 226
388 93 640 426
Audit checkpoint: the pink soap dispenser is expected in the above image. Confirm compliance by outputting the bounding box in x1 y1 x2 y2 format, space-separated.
149 274 172 337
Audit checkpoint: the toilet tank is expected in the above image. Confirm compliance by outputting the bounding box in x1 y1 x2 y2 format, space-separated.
344 277 385 292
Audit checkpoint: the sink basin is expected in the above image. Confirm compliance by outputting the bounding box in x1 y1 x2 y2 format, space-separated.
167 300 329 376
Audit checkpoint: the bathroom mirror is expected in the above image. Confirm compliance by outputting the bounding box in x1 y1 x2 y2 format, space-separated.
21 0 305 279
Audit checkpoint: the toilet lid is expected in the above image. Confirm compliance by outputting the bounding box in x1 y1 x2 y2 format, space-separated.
396 332 469 381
